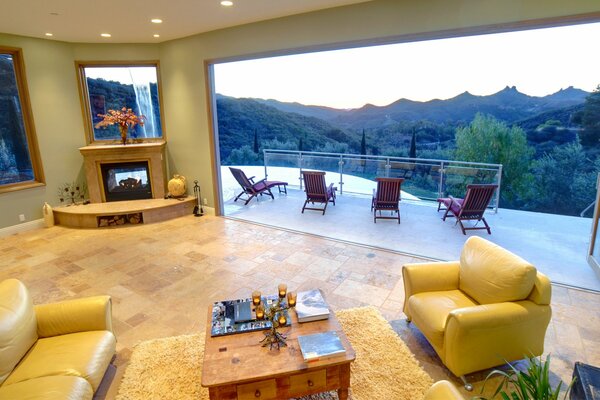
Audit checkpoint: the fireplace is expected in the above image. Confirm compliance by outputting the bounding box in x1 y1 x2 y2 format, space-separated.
80 141 167 203
101 161 153 202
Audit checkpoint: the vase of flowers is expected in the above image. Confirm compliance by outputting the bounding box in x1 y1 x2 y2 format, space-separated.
95 107 145 145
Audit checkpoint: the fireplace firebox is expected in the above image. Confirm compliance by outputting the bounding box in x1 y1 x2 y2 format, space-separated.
100 161 153 202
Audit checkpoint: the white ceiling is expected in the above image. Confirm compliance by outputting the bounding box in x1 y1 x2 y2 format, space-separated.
1 0 372 43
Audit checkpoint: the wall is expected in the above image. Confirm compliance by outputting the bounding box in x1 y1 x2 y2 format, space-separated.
0 34 158 229
1 0 599 228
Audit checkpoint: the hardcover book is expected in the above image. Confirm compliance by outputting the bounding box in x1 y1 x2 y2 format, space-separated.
295 289 330 323
297 331 346 362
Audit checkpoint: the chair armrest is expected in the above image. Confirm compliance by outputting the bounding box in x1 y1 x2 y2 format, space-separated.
248 176 256 183
443 301 551 376
35 295 114 338
402 261 460 317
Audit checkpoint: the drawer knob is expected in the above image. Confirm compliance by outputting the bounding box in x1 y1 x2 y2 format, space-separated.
255 389 261 397
308 380 314 387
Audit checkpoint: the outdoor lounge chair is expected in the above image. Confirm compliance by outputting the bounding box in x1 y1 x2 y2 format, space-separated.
437 183 498 234
371 177 405 223
229 167 288 205
301 170 336 215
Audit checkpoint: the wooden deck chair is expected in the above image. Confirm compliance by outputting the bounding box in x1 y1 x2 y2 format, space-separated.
371 177 405 223
229 167 288 205
301 170 336 215
437 184 498 234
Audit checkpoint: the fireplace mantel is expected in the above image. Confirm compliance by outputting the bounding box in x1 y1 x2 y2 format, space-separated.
80 141 167 203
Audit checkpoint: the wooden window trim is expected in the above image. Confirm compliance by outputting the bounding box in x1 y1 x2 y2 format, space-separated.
75 60 167 145
0 46 45 194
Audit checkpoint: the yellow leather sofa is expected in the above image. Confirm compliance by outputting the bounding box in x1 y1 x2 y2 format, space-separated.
423 380 464 399
403 236 551 384
0 279 116 400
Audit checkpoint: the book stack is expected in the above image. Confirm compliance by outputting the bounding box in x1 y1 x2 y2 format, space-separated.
295 289 330 323
297 331 346 362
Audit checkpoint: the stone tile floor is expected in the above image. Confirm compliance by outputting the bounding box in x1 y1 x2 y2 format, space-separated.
0 215 598 399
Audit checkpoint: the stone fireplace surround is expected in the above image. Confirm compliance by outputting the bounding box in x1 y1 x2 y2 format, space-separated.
79 141 167 203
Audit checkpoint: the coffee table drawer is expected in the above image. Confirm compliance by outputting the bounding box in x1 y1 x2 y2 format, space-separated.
237 379 277 400
289 369 327 395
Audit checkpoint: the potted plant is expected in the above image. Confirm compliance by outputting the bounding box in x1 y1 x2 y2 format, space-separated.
95 107 145 145
474 354 574 400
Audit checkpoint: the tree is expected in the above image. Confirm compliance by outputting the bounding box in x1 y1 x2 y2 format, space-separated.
225 145 260 166
455 113 533 207
579 84 600 147
529 142 599 215
360 129 366 155
409 130 417 159
298 137 303 152
253 129 259 153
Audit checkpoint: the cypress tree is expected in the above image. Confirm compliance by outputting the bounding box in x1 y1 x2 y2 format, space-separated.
298 137 304 152
360 129 366 155
409 130 417 159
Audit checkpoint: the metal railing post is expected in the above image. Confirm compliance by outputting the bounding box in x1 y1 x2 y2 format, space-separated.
385 158 390 177
494 165 502 213
438 161 445 198
339 154 344 195
299 152 303 190
263 150 268 180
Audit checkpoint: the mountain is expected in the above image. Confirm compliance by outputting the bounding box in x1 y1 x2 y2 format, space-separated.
216 94 359 160
252 98 348 121
252 86 589 130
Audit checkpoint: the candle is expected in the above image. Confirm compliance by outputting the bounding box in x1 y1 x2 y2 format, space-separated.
287 291 297 307
255 304 265 320
278 313 287 325
278 283 287 299
252 290 262 306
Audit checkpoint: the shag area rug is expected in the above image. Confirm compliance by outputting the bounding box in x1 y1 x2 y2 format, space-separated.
116 307 432 400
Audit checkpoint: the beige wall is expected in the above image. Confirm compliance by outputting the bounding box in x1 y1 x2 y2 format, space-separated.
1 0 599 229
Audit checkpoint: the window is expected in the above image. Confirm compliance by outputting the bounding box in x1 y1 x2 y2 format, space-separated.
76 62 165 143
0 46 44 193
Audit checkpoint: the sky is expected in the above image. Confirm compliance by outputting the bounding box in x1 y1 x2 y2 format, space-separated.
85 66 157 84
214 22 600 109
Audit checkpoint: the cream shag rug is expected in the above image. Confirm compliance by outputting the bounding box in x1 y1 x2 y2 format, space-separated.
116 307 432 400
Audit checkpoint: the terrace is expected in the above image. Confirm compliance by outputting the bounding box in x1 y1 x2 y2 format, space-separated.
221 150 600 292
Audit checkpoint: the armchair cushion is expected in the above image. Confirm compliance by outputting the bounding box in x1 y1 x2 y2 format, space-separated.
0 376 93 400
0 279 38 385
459 236 536 304
4 330 116 391
407 290 477 351
423 380 464 400
35 296 113 338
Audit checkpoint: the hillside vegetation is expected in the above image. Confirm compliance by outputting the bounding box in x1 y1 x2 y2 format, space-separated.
218 85 600 216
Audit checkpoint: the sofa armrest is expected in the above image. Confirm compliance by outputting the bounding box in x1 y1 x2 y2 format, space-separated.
443 301 551 376
35 295 114 338
402 261 460 317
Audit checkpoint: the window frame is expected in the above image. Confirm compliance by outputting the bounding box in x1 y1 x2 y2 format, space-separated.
75 60 167 145
0 46 45 194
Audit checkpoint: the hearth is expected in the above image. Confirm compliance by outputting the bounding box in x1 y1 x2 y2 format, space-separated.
101 161 152 202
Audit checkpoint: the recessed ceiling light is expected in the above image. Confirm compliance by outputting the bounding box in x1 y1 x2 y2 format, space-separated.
100 33 111 38
151 18 163 24
153 34 160 38
45 33 53 37
221 1 233 6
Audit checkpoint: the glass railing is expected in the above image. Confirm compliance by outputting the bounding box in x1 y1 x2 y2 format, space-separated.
262 149 503 211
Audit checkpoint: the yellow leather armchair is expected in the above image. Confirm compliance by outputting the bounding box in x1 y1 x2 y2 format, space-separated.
0 279 116 400
403 237 551 386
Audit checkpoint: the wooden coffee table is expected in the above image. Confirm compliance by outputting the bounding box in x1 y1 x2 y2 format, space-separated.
201 304 356 400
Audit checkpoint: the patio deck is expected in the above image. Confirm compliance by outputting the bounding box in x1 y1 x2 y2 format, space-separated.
224 187 600 291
